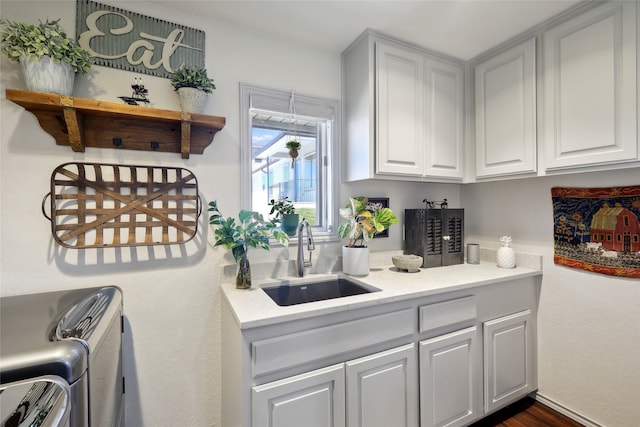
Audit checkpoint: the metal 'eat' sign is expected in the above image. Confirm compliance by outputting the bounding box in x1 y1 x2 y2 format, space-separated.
75 0 205 78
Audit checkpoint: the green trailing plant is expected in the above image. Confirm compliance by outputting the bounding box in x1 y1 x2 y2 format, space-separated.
0 19 92 74
268 197 296 221
338 196 398 247
208 200 288 262
170 65 216 93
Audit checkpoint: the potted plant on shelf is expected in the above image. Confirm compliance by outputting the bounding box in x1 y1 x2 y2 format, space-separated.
209 200 288 289
170 65 216 113
0 18 93 96
268 196 299 237
338 196 398 276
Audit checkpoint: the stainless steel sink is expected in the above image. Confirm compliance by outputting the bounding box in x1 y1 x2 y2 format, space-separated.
262 277 380 306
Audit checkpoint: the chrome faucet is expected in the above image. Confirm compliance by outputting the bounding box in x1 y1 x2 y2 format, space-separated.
297 218 315 276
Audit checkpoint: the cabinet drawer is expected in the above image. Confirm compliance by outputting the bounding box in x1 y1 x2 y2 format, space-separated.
419 296 476 334
252 309 415 377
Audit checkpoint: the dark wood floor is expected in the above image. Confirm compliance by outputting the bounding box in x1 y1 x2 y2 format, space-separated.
470 397 585 427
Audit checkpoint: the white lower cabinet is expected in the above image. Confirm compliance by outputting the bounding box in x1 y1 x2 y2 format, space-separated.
222 278 539 427
252 344 418 427
419 327 478 427
483 310 536 414
346 344 418 427
252 364 346 427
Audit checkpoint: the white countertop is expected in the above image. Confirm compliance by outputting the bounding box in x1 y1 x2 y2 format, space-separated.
221 256 542 329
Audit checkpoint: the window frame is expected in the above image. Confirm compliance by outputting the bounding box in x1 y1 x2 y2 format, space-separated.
240 82 341 242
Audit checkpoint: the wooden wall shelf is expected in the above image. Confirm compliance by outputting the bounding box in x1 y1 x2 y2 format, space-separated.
5 89 226 159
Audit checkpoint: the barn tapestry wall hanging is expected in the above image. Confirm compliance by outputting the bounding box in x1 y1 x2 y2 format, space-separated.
551 185 640 278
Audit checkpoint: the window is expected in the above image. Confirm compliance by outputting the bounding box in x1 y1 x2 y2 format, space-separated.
240 83 340 239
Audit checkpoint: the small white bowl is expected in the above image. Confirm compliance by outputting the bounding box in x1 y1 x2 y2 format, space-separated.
392 254 423 272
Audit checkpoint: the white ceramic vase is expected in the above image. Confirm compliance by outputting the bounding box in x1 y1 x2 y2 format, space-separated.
342 246 370 276
20 55 75 96
177 87 207 113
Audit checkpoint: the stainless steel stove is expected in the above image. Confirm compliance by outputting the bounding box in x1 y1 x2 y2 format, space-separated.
1 287 124 427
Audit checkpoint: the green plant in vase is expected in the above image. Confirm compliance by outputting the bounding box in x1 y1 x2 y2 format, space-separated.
209 200 288 289
268 197 299 237
0 19 93 73
0 18 93 95
170 65 216 113
338 196 398 276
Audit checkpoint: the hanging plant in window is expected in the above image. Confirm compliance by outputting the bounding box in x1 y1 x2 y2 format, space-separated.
287 91 301 168
286 139 301 167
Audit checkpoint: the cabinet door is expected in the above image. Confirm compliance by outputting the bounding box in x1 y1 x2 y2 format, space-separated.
424 57 465 179
475 38 537 178
252 364 346 427
483 310 535 414
441 209 464 267
346 343 418 427
542 1 637 170
419 327 478 427
376 41 425 176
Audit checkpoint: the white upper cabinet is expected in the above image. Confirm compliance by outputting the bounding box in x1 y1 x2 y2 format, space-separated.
376 41 426 177
343 3 638 183
343 31 465 182
474 38 537 178
542 1 637 171
424 57 465 179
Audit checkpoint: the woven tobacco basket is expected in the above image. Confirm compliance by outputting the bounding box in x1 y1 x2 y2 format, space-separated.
43 162 200 248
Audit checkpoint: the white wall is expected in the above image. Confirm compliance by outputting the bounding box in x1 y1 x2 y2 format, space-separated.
461 169 640 427
0 2 458 426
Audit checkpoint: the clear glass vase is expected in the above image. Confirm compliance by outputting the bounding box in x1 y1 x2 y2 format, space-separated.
236 253 252 289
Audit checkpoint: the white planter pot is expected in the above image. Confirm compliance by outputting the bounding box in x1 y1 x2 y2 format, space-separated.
342 246 370 276
20 55 75 96
177 87 207 113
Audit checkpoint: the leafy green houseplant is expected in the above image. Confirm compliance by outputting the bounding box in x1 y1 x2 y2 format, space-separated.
170 66 216 93
338 197 398 276
268 197 295 218
268 197 299 237
338 197 398 247
0 19 92 73
170 66 216 113
209 200 288 288
0 19 92 95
